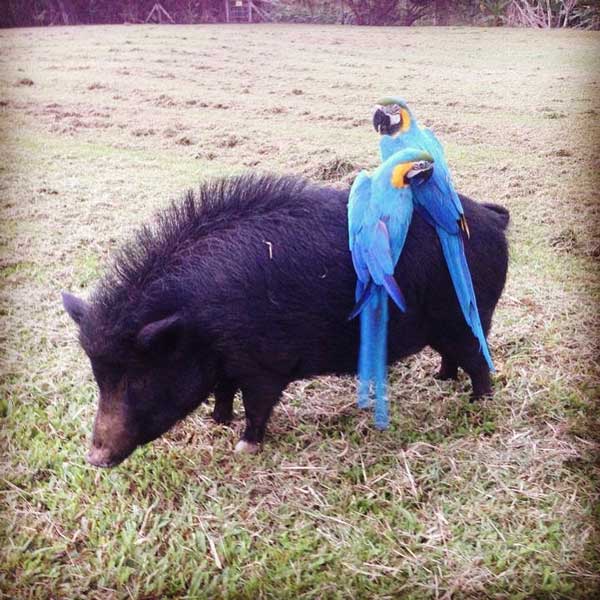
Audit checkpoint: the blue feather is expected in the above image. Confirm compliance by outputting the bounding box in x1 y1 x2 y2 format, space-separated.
382 274 406 313
438 232 495 371
348 148 425 428
348 280 374 320
379 104 494 373
372 287 389 429
357 298 375 409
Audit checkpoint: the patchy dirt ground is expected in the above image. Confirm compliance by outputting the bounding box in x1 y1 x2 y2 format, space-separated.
1 23 599 599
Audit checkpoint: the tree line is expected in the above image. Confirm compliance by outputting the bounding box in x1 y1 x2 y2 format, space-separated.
1 0 598 29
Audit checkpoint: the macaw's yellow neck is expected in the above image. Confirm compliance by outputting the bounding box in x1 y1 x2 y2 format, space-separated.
400 108 411 133
390 163 413 188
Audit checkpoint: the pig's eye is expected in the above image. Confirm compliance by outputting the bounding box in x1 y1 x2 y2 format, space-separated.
125 374 152 402
91 362 120 384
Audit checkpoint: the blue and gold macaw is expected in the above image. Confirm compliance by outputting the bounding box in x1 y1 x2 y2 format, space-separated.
372 97 494 372
348 148 434 429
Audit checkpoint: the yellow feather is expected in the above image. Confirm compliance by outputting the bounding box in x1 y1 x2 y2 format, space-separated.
400 108 411 132
391 163 412 188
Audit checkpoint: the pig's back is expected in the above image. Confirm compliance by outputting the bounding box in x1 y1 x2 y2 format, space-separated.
104 174 507 382
189 176 362 377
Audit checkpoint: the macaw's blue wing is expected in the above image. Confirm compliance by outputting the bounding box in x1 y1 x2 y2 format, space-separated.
348 170 371 253
350 241 370 288
412 167 469 237
348 171 408 318
348 171 378 320
348 171 373 291
363 220 407 313
417 128 468 236
349 220 407 318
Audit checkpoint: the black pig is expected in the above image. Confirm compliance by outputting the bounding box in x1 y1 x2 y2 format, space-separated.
62 174 509 465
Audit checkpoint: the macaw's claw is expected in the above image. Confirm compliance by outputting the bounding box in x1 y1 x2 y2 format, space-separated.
460 215 470 239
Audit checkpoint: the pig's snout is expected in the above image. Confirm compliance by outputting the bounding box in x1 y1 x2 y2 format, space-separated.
87 385 137 468
86 445 125 468
86 435 136 468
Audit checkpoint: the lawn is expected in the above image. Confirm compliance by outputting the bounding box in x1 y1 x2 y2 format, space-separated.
0 23 599 599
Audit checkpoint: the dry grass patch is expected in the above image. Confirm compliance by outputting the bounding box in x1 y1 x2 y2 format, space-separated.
0 23 599 599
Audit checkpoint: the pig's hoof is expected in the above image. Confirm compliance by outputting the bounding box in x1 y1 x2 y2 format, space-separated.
470 390 493 403
234 440 260 454
435 371 457 381
212 408 233 424
435 367 458 381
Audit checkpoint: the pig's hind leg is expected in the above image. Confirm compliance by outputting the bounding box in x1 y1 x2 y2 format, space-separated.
235 377 287 454
462 354 492 400
430 334 492 400
212 379 238 424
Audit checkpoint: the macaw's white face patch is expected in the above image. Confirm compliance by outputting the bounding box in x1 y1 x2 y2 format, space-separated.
378 103 401 122
387 111 402 127
375 103 411 135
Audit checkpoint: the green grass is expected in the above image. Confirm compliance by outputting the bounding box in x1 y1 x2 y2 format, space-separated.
1 23 599 599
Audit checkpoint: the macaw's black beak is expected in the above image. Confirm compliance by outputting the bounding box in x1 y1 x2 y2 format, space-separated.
404 160 434 186
373 107 393 135
373 108 391 135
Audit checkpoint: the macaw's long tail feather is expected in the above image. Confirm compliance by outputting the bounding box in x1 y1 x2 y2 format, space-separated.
373 287 390 430
438 230 495 372
382 274 407 312
357 285 390 416
357 294 376 409
348 280 374 321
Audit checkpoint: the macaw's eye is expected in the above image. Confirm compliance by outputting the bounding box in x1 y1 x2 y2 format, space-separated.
384 105 402 128
404 160 434 186
373 104 403 135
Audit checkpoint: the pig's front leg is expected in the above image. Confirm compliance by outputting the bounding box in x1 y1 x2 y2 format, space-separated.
458 343 493 400
234 377 286 454
212 379 238 424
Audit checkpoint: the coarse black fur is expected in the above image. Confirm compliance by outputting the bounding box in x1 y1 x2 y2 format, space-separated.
64 173 509 464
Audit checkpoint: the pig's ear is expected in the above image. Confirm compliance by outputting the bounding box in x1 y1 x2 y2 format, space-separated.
62 292 90 325
136 314 183 351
